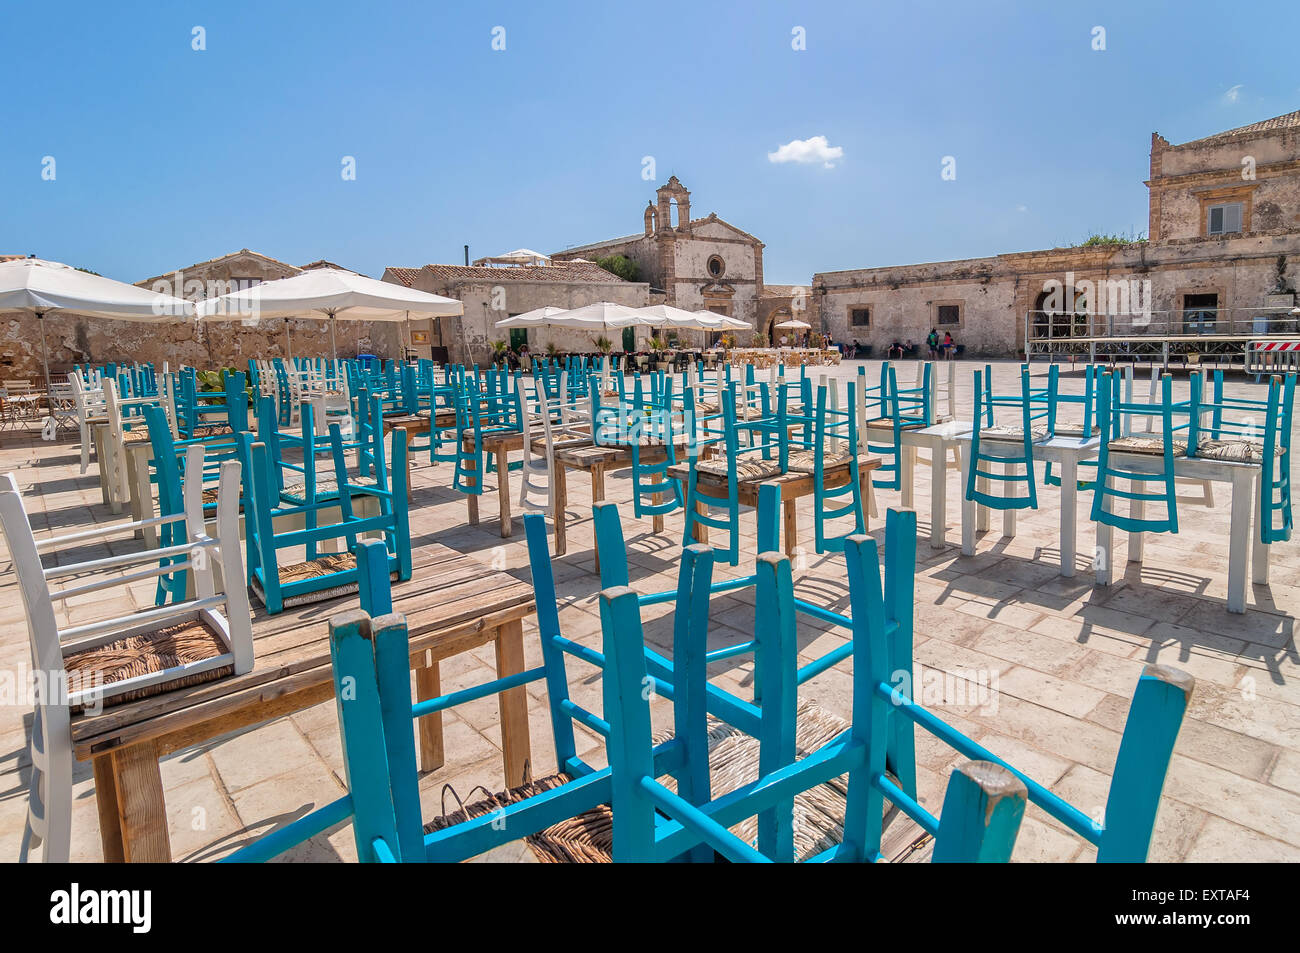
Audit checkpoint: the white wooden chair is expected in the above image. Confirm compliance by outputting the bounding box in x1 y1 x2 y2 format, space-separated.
67 373 107 475
0 447 251 862
518 374 558 518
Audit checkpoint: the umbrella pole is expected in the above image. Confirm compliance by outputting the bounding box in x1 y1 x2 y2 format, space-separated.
37 311 53 396
284 319 294 365
329 313 338 362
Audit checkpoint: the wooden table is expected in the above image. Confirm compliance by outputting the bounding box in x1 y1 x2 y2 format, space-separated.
956 433 1100 577
552 440 681 571
462 430 525 538
666 456 881 556
70 542 537 862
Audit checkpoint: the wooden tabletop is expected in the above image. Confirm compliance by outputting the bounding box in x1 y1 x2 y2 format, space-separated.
69 542 536 761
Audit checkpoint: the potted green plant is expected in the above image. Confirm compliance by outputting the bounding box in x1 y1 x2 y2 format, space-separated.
753 331 768 349
648 336 670 371
490 339 509 368
595 335 613 356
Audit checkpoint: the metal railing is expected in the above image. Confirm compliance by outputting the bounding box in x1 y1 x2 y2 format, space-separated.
1025 307 1300 342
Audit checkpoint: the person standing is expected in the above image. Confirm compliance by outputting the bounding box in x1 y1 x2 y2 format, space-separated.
926 328 940 359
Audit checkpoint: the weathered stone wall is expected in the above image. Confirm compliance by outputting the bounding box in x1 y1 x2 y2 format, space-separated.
0 250 402 381
814 236 1300 356
1150 124 1300 241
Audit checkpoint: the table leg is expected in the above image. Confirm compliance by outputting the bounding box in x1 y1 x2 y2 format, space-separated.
859 468 871 532
1059 455 1078 578
960 444 976 556
494 619 532 788
1127 485 1145 565
1002 461 1016 538
693 497 710 545
976 470 990 533
464 443 479 525
650 471 665 534
103 740 170 862
415 656 445 773
92 756 125 863
592 466 606 573
133 448 159 549
495 449 513 538
902 444 916 509
1096 477 1115 587
553 462 568 556
1252 469 1269 587
929 436 946 549
783 497 797 557
1227 469 1250 613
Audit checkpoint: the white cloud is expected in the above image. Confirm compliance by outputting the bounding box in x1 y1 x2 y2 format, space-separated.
767 135 844 168
1224 84 1243 104
1016 204 1028 213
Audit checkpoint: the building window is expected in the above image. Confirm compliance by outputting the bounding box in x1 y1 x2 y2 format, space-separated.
707 255 725 277
937 303 962 326
1207 203 1243 236
849 307 871 327
1182 292 1219 334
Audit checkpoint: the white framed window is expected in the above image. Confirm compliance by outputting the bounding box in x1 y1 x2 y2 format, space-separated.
1207 203 1243 236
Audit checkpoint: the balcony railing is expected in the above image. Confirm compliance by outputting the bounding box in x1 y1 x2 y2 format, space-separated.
1025 307 1300 342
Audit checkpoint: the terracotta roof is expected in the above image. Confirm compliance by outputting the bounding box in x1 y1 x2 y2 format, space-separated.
385 266 423 287
386 261 630 285
1176 109 1300 146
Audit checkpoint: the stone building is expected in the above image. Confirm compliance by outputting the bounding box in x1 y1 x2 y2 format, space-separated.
813 110 1300 357
0 248 403 379
382 259 651 365
550 177 786 333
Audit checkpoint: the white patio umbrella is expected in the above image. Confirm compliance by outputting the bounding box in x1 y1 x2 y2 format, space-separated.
0 257 194 393
197 267 463 360
774 318 812 330
547 301 664 330
494 306 571 328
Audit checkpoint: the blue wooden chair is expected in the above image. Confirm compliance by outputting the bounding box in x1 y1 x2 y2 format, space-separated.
452 370 522 496
1189 369 1295 544
1043 363 1102 489
964 364 1054 512
1090 371 1194 535
864 363 929 491
777 380 866 552
239 423 411 613
682 381 785 566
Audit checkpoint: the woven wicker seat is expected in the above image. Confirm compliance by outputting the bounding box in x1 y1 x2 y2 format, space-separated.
63 618 233 710
191 425 234 439
122 428 151 444
1195 439 1266 464
785 449 855 473
1108 435 1188 455
279 476 377 504
426 702 925 863
251 551 396 608
981 424 1049 441
1052 424 1100 437
863 416 926 430
695 457 783 481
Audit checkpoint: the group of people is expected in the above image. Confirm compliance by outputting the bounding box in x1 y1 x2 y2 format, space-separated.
926 328 959 359
881 329 959 361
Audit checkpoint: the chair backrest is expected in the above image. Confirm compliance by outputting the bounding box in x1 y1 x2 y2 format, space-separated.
0 447 252 704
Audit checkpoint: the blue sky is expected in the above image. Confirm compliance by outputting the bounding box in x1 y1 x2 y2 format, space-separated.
2 0 1297 286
